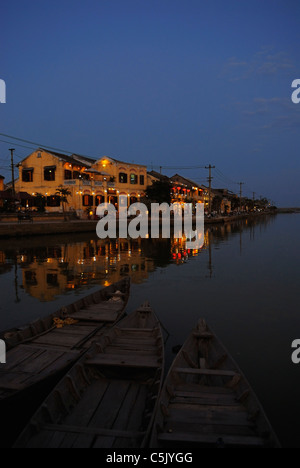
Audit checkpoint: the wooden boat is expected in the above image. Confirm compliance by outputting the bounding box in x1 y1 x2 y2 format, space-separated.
0 278 130 404
14 303 164 449
150 319 281 448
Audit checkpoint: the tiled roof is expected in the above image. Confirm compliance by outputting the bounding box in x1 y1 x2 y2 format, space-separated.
38 148 95 167
101 156 147 168
148 170 170 181
170 174 207 190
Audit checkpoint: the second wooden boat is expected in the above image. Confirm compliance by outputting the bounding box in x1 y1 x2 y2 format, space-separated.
15 303 164 448
0 278 130 404
150 319 281 448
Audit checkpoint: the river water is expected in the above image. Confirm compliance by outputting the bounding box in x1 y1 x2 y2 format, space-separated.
0 213 299 447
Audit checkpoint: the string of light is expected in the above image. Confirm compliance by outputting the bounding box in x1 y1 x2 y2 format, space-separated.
0 133 264 199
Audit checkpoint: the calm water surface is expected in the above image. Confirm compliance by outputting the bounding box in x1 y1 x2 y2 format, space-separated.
0 214 299 447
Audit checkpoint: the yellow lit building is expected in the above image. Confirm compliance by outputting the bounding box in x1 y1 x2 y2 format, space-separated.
15 149 147 217
0 175 4 208
147 171 209 209
170 174 206 205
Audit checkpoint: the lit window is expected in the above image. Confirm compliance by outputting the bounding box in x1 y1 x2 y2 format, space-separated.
64 170 72 180
22 169 34 182
130 174 138 185
95 195 104 206
119 173 128 184
44 167 56 181
82 195 94 206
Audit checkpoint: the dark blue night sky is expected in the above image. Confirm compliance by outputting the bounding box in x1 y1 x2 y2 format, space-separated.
1 0 300 205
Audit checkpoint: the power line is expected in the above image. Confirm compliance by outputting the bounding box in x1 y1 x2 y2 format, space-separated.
150 165 206 170
214 168 239 186
0 139 37 151
239 182 245 211
0 133 75 155
205 164 215 215
0 133 265 198
9 148 16 196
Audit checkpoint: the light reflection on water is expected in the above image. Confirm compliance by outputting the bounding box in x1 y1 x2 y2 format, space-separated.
0 214 299 447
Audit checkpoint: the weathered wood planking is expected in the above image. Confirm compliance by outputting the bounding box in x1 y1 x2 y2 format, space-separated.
0 278 130 404
14 303 164 449
150 319 281 449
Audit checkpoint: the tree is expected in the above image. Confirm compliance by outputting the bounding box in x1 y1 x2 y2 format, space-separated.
211 195 222 214
245 198 254 211
56 186 72 220
145 181 172 205
34 193 46 213
231 196 240 212
260 197 269 209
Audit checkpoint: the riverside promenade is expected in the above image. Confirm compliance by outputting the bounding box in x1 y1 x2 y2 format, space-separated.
0 211 280 238
0 219 99 238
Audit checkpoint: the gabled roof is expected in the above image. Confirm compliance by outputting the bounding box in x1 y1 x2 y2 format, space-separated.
98 156 147 168
72 153 96 165
170 174 195 188
148 170 170 182
170 174 207 190
16 148 96 168
38 148 96 167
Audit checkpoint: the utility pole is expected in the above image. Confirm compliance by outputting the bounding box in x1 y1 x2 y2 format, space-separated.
252 192 256 202
9 148 16 197
239 182 244 213
205 164 215 215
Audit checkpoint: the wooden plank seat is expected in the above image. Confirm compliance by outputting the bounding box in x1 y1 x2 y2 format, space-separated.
158 432 264 447
174 367 239 377
42 424 146 439
85 354 160 369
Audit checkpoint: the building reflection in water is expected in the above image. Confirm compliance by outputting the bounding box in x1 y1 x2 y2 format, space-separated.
0 216 276 302
15 239 156 302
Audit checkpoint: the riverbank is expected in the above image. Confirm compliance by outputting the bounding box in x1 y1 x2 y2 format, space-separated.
0 211 279 238
0 220 99 238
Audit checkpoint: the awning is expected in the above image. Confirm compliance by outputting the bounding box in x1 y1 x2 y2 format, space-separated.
84 169 110 175
17 192 35 200
22 167 34 171
0 191 34 200
44 166 57 170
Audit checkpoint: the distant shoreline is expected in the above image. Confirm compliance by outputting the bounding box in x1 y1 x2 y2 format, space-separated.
275 208 300 213
0 210 288 239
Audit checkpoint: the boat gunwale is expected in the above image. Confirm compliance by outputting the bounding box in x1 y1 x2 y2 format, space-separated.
149 319 281 449
13 303 165 449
